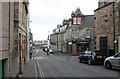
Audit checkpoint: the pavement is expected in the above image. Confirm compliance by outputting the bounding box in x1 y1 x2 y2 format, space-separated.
22 59 37 78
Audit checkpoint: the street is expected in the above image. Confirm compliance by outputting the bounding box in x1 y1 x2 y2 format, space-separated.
24 48 120 78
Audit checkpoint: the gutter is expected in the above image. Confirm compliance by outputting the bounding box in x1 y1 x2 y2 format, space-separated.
8 0 10 51
8 1 11 77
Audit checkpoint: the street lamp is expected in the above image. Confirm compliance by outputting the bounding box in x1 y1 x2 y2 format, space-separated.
114 39 118 53
114 40 117 44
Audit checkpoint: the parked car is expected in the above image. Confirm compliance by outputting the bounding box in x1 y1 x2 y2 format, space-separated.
78 50 105 65
43 48 48 52
104 53 120 69
49 49 54 54
33 47 35 49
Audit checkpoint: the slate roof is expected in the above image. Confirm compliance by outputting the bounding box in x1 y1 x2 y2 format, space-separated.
73 15 95 28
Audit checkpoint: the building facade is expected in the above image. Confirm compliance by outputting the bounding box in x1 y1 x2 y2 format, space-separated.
50 20 69 53
50 34 58 52
65 8 95 55
50 8 94 56
94 0 120 57
0 1 29 78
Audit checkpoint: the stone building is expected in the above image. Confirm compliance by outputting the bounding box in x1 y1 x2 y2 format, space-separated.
50 33 58 52
50 20 69 53
65 8 95 55
0 1 29 78
58 23 68 53
94 0 120 57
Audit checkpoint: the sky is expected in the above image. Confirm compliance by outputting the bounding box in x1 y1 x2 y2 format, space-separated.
29 0 99 41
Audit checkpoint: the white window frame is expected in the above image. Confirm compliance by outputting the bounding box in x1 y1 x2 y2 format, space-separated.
77 17 81 24
73 17 76 24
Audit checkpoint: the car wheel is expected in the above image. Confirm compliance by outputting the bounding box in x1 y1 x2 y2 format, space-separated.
79 58 82 63
88 59 92 65
105 61 112 69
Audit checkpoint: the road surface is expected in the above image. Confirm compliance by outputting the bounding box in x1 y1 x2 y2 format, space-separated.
32 49 120 79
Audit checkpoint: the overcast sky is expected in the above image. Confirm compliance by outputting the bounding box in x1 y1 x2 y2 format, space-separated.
29 0 99 41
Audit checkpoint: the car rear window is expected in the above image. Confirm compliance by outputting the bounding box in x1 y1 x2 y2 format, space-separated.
84 51 92 55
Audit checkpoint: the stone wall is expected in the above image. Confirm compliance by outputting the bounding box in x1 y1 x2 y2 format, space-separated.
0 2 28 77
95 3 114 51
50 34 58 52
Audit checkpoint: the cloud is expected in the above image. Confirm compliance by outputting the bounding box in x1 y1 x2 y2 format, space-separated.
30 0 99 40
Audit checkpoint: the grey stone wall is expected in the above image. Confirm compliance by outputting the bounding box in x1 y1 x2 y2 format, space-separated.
95 2 120 54
95 3 114 51
50 34 58 52
0 2 28 77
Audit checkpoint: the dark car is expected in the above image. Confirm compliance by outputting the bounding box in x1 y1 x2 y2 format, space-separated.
43 48 48 52
78 50 105 65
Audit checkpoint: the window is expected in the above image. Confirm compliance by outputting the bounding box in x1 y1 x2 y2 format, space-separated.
117 53 120 57
85 29 90 38
73 17 76 24
95 47 96 49
77 17 81 24
94 17 96 20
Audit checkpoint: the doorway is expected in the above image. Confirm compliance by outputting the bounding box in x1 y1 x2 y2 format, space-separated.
19 34 22 74
100 37 108 57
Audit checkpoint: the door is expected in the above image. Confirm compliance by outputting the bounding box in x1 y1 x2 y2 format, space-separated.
0 60 2 79
0 60 5 79
100 37 108 57
19 34 22 74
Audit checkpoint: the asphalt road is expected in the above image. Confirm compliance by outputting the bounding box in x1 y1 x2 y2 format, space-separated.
33 49 120 78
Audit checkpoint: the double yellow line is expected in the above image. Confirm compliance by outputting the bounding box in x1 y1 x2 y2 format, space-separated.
36 49 45 79
36 60 45 79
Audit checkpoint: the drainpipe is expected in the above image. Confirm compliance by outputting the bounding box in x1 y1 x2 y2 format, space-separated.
57 33 58 53
8 1 11 77
113 2 116 55
27 5 30 61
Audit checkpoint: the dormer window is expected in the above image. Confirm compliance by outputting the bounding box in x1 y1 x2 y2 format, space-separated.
77 17 81 24
73 17 76 24
73 17 81 25
71 8 83 25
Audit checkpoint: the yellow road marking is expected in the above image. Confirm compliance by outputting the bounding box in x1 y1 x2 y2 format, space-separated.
36 59 45 79
36 49 39 56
